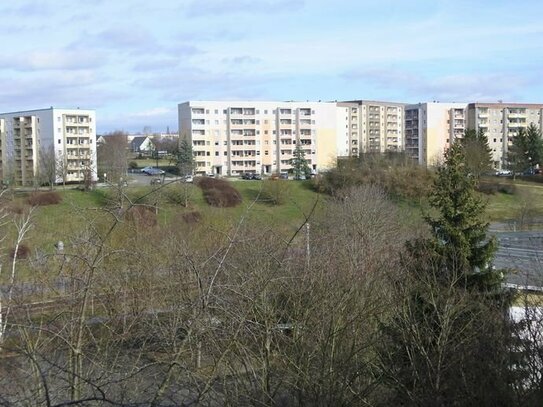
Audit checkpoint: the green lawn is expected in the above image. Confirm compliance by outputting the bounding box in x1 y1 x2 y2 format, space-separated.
485 182 543 222
9 176 543 275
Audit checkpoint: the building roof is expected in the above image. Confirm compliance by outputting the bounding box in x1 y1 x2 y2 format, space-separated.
131 136 153 150
468 102 543 108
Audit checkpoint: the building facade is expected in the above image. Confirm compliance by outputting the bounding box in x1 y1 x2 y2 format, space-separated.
178 101 338 176
338 100 405 156
405 102 467 166
0 108 97 186
467 103 543 168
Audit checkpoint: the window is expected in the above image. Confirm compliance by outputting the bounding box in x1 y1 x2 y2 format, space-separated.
215 152 219 156
57 117 61 122
214 109 219 114
58 128 61 132
57 139 61 144
224 151 227 155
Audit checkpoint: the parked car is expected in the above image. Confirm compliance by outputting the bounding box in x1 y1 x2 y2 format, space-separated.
294 174 306 180
142 167 165 176
181 175 194 183
146 168 166 176
242 173 256 180
252 174 262 180
279 172 289 180
496 169 512 176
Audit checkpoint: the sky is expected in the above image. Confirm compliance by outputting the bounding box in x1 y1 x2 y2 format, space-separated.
1 0 542 133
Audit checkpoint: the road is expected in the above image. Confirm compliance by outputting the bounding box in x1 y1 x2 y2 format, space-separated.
494 231 543 288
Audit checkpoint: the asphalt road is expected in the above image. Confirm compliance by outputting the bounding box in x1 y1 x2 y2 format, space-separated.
493 231 543 288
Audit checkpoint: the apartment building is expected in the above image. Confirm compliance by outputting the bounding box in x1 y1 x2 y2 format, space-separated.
0 108 97 186
467 103 543 168
405 102 467 166
338 100 405 156
178 101 338 176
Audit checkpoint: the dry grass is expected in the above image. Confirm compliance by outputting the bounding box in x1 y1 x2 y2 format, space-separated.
26 191 62 206
196 177 242 208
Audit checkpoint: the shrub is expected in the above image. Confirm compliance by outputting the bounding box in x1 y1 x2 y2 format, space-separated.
182 211 201 224
128 161 139 169
10 243 30 259
196 177 242 208
477 181 516 195
26 191 62 206
261 179 291 205
125 205 157 227
318 161 434 201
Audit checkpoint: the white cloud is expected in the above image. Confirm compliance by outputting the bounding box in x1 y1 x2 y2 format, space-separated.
129 107 174 118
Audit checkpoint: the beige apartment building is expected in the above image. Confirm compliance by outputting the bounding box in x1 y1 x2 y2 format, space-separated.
337 100 405 156
178 101 338 176
405 102 467 166
0 108 97 186
467 103 543 168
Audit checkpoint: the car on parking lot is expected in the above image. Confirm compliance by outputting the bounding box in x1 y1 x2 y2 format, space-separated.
279 172 289 180
496 169 512 176
142 167 165 176
181 175 194 183
148 168 166 176
242 173 261 180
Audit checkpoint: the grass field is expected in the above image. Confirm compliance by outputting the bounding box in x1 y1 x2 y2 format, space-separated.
11 180 322 257
5 175 543 280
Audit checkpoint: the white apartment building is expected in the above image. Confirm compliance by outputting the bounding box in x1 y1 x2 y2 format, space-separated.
338 100 405 156
178 101 338 176
467 103 543 168
0 108 97 186
405 102 467 166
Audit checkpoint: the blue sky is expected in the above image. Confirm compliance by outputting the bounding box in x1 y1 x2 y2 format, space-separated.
1 0 542 133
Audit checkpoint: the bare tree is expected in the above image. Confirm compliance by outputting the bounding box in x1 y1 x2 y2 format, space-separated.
97 131 129 184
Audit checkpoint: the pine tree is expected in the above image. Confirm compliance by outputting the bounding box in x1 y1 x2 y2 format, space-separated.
524 123 543 171
290 144 311 179
409 141 503 291
506 124 543 175
176 139 195 176
461 128 492 181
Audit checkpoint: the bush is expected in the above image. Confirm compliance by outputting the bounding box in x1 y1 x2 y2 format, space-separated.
128 161 139 169
318 160 434 201
26 191 62 206
125 205 157 227
261 179 291 205
10 243 30 259
196 177 242 208
182 211 201 224
477 181 516 195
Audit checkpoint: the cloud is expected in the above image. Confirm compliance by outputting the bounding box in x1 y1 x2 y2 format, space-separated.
344 68 534 102
186 0 305 17
221 55 262 65
129 107 174 118
0 49 107 71
0 71 126 111
69 27 162 56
